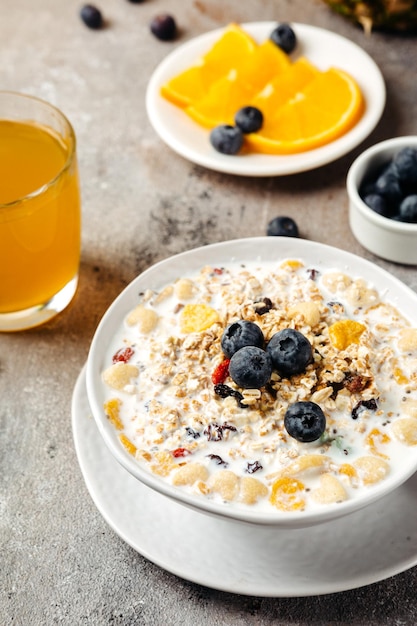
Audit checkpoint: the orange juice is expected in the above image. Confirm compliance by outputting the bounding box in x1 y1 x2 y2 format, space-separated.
0 119 81 315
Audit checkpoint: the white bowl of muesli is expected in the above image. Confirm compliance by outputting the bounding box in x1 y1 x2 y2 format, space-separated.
86 237 417 528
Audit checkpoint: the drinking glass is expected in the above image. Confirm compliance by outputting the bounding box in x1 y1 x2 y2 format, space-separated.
0 92 81 331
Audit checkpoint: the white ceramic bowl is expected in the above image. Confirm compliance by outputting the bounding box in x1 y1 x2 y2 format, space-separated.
347 136 417 265
86 237 417 528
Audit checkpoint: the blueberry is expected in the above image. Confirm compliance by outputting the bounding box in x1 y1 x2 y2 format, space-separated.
267 328 313 377
221 320 264 358
234 106 263 134
399 194 417 223
270 23 297 54
210 125 243 155
284 401 326 443
374 165 403 203
392 147 417 187
229 346 272 389
150 14 177 41
266 216 299 237
80 4 103 29
363 193 392 217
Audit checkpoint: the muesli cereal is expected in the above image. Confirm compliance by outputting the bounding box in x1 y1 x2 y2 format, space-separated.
101 259 417 513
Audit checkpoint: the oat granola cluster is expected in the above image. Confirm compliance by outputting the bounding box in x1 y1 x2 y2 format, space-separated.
101 259 417 513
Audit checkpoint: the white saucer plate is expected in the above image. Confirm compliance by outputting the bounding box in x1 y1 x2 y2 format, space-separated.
72 367 417 597
146 22 386 177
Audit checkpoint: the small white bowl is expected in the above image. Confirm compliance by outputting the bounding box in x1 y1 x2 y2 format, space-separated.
347 136 417 265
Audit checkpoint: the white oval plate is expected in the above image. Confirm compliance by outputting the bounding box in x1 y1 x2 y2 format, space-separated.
73 367 417 597
146 22 386 177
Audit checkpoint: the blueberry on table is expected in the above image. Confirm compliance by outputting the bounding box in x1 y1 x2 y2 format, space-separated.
399 194 417 223
221 320 264 358
284 401 326 443
150 14 177 41
267 328 313 377
229 346 272 389
270 23 297 54
210 125 243 155
235 106 264 134
266 216 299 237
80 4 103 29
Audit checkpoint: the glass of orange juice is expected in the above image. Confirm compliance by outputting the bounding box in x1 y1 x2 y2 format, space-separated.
0 92 81 331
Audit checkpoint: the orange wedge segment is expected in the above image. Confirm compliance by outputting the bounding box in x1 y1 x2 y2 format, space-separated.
160 64 217 108
246 67 365 154
235 39 291 92
186 71 257 128
250 57 319 119
160 23 257 108
201 23 257 73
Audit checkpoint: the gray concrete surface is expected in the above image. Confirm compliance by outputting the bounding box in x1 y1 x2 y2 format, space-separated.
1 0 417 624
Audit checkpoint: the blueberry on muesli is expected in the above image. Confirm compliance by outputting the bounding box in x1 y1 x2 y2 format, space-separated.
221 320 264 358
284 401 326 442
267 328 313 377
229 346 272 389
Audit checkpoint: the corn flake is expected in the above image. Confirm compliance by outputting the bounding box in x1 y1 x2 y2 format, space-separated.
328 319 366 350
180 303 219 333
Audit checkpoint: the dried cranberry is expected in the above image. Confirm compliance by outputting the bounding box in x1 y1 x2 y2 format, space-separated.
112 346 135 363
211 359 230 385
213 268 224 275
172 447 190 458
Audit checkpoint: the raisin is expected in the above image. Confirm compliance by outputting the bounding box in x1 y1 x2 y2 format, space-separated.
254 297 273 315
352 398 378 420
207 454 228 467
344 374 371 394
307 268 320 281
204 423 223 441
204 421 237 441
214 383 233 399
185 427 200 439
246 460 263 474
214 384 248 408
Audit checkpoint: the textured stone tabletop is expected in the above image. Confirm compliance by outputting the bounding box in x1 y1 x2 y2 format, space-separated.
1 0 417 624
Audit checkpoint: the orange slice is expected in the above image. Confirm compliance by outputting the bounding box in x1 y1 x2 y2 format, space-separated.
160 23 257 108
202 23 257 72
250 57 319 119
246 67 364 154
161 64 219 108
235 39 291 92
185 71 256 128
